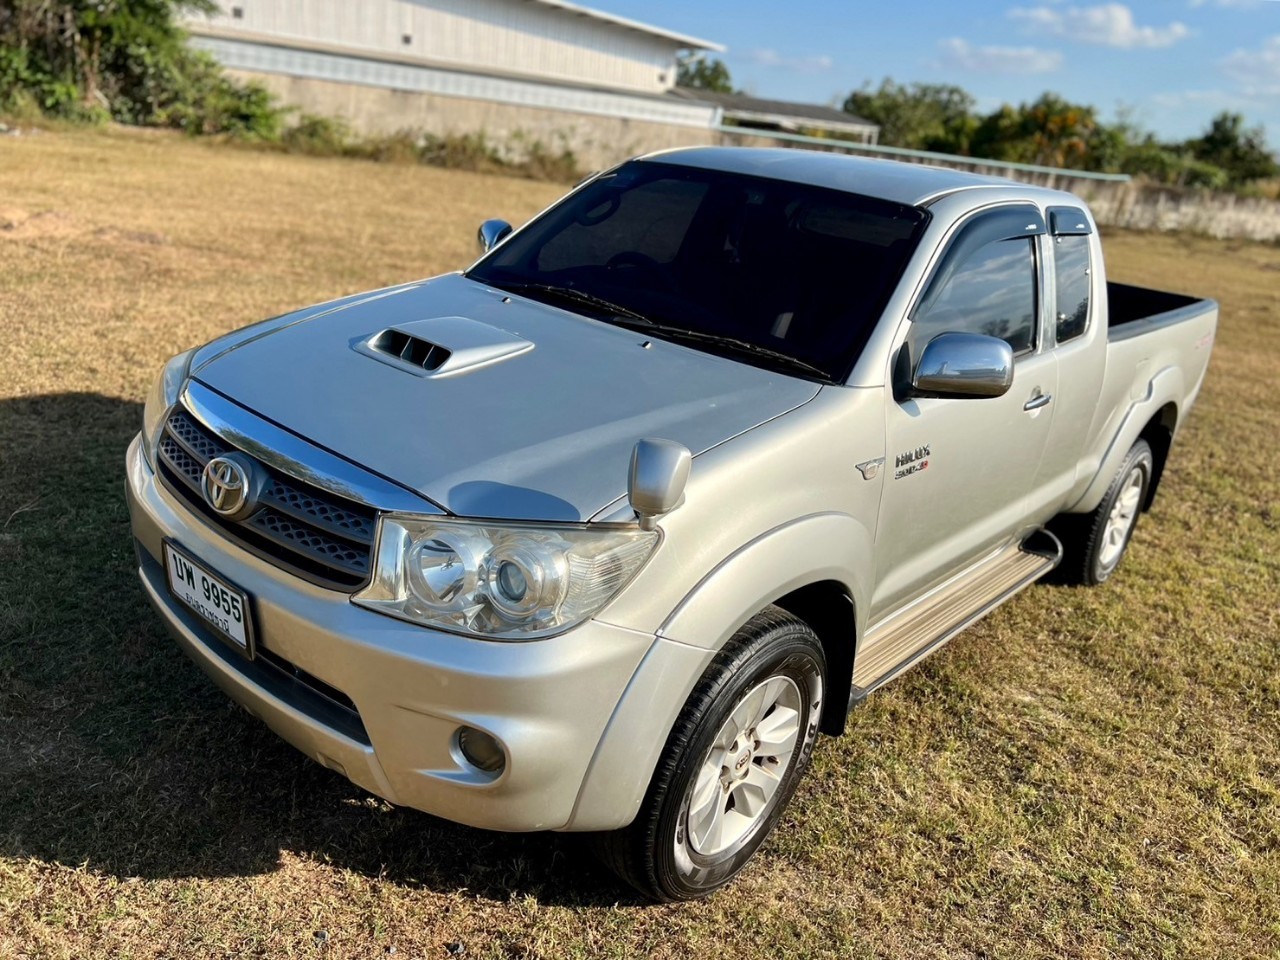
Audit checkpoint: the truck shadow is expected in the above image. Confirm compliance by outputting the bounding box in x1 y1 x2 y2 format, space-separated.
0 393 634 906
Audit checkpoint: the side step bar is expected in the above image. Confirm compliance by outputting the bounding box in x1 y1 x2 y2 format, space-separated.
849 529 1062 704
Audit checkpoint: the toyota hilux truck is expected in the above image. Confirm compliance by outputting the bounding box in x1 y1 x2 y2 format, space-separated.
126 147 1216 901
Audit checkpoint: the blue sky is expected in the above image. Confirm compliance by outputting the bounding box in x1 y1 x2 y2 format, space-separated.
592 0 1280 144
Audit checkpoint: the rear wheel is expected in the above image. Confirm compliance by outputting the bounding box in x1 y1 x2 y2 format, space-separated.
1052 439 1153 586
594 607 825 901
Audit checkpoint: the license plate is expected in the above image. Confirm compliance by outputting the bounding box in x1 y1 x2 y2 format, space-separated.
163 541 253 655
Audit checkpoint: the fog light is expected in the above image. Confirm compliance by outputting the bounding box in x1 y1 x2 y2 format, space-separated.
456 726 505 775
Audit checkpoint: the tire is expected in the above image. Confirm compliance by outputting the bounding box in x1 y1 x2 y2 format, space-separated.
1051 439 1153 586
593 606 825 902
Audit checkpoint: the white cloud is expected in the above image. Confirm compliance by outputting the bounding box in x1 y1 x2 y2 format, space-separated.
744 49 835 73
1221 34 1280 94
935 37 1063 74
1010 4 1192 48
1188 0 1266 8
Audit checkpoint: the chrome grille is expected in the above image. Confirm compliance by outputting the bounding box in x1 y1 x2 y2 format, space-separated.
156 409 376 589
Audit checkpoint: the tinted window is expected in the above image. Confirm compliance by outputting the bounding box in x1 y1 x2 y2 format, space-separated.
1053 234 1091 343
467 161 928 382
909 237 1038 360
537 177 707 271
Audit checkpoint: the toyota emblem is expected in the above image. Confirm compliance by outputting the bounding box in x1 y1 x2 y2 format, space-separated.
201 455 257 518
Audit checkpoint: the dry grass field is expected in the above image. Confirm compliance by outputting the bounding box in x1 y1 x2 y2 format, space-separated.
1 127 1277 959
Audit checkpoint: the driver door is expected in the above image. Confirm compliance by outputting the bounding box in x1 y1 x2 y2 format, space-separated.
869 205 1057 622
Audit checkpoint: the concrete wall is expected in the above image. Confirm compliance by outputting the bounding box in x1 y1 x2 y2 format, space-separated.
1075 182 1280 242
231 70 717 169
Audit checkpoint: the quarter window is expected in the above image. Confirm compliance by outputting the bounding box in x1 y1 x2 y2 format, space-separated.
909 236 1038 360
1053 235 1091 343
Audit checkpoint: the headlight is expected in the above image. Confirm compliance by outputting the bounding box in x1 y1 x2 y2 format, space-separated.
140 349 196 469
354 516 659 639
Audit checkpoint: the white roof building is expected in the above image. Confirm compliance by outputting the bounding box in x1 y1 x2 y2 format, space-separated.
185 0 727 160
184 1 878 168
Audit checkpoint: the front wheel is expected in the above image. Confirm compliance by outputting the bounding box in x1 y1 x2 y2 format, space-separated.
594 607 825 901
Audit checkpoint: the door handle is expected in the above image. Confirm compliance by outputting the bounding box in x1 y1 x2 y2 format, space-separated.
1023 392 1052 412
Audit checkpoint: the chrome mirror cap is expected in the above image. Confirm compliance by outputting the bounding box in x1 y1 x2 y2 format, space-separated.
477 219 513 254
628 438 692 531
912 332 1014 399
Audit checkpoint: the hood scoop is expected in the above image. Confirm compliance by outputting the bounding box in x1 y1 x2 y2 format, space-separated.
356 315 533 378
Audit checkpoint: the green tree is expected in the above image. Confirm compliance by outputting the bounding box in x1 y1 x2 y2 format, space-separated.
842 79 976 153
1185 112 1278 185
1 0 203 117
675 54 734 94
970 93 1099 169
0 0 282 136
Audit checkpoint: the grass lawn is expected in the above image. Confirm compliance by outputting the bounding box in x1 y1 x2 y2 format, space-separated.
0 127 1277 959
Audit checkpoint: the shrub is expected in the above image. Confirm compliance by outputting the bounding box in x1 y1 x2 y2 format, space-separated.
354 130 429 165
0 44 83 118
518 136 580 183
281 113 352 155
154 50 284 139
0 1 286 137
418 131 505 172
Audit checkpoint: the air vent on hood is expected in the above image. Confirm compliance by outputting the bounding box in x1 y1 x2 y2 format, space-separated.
370 328 451 372
355 316 534 378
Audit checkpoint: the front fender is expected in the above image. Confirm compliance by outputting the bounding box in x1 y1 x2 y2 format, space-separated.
657 512 873 650
564 513 872 831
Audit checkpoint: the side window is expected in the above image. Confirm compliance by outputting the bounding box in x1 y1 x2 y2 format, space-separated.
908 236 1038 361
1053 234 1091 343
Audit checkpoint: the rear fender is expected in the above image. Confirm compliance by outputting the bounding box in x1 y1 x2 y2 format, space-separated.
1070 366 1183 514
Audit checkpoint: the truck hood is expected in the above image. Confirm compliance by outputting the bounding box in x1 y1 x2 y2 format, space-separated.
192 274 820 521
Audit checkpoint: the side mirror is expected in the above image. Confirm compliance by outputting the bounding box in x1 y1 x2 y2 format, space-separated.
477 219 513 254
912 332 1014 399
628 438 692 531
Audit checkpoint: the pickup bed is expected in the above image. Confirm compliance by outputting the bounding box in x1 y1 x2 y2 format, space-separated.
126 147 1216 901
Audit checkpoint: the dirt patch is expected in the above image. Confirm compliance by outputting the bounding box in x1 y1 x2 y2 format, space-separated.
0 208 79 240
0 209 167 246
92 226 168 246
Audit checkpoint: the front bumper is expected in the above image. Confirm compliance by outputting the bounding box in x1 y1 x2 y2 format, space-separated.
125 434 666 832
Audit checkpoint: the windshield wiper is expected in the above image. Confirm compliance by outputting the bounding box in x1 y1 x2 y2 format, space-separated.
609 318 832 381
489 279 830 381
494 281 654 325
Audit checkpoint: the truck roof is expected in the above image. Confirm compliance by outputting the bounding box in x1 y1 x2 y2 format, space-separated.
640 146 1022 208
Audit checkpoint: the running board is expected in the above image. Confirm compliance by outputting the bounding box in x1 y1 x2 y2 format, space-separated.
850 529 1062 703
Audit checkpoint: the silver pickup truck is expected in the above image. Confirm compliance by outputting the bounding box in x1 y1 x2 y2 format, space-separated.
126 147 1216 901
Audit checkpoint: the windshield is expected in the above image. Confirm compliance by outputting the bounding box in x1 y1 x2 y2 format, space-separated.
466 160 929 382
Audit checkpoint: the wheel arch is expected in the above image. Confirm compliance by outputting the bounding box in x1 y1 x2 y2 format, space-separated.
656 512 872 736
1138 401 1178 511
771 580 857 736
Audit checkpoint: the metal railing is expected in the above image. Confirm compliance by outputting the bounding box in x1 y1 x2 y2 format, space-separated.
713 125 1132 183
